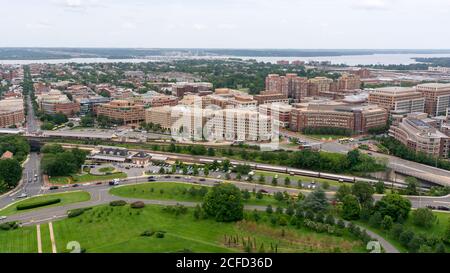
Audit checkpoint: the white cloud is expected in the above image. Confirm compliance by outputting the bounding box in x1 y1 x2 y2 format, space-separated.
122 22 137 30
217 23 237 30
25 21 53 30
193 23 207 30
354 0 389 10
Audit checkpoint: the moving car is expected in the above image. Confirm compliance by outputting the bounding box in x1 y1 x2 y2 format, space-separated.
109 179 120 186
72 184 80 188
49 186 59 190
17 193 28 198
0 216 6 220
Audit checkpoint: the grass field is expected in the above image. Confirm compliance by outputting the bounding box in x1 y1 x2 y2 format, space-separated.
49 204 366 253
110 182 284 207
98 167 115 173
49 172 127 184
0 191 91 216
357 211 450 253
0 226 37 253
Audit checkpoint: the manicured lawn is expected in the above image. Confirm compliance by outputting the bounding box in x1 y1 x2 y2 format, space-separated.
73 172 127 183
50 172 127 184
0 191 91 216
40 223 53 253
110 182 282 207
0 226 37 253
49 176 72 184
98 167 115 173
49 204 365 253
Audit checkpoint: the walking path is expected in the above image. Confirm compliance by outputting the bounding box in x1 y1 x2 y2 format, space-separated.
48 222 57 253
36 224 42 254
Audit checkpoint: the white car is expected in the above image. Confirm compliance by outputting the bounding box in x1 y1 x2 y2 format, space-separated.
17 193 28 199
0 216 7 220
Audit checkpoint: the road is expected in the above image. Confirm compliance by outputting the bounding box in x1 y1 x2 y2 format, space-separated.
0 152 44 209
25 94 39 133
1 179 402 253
2 174 450 253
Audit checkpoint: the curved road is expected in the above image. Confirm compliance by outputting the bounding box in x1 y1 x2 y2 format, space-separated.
0 176 402 253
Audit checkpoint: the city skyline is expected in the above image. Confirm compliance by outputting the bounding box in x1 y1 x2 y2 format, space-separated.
2 0 450 49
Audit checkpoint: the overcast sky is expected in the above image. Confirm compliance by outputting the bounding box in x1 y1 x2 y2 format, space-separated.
1 0 450 49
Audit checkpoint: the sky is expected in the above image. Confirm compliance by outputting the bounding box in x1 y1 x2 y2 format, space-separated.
1 0 450 49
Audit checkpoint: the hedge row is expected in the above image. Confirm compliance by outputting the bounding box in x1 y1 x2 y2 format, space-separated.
68 207 92 218
109 200 127 207
16 198 61 210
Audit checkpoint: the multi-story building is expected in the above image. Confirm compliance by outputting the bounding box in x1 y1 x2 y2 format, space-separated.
289 101 388 134
416 83 450 116
145 106 176 130
259 103 292 128
368 87 425 114
0 98 25 128
38 90 80 117
207 108 272 142
78 96 111 116
331 73 361 91
389 113 450 158
96 100 145 125
254 91 289 105
33 82 50 94
307 77 333 97
172 82 213 98
265 73 308 100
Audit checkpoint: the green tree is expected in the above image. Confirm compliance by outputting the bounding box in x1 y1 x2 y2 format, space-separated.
0 159 22 188
341 195 361 220
203 184 244 222
300 188 329 212
335 184 351 202
284 177 290 186
381 215 394 230
374 193 411 222
405 177 419 195
271 177 278 186
411 208 436 228
351 181 374 207
375 181 385 194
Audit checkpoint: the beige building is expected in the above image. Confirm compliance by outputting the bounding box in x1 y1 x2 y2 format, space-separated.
416 83 450 116
368 87 425 114
389 112 450 158
290 101 388 134
38 89 80 117
96 100 145 125
307 77 333 96
0 98 25 128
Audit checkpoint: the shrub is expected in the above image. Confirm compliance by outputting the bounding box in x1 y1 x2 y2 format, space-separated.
162 204 188 216
130 201 145 209
68 207 92 218
109 200 127 207
155 231 165 238
16 198 61 210
0 221 19 231
141 230 155 237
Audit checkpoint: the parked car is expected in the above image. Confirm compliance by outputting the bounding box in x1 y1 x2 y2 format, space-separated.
72 184 80 188
49 186 59 190
199 178 206 182
164 175 171 178
96 182 103 185
437 206 450 211
0 216 6 220
148 177 156 182
259 189 269 194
